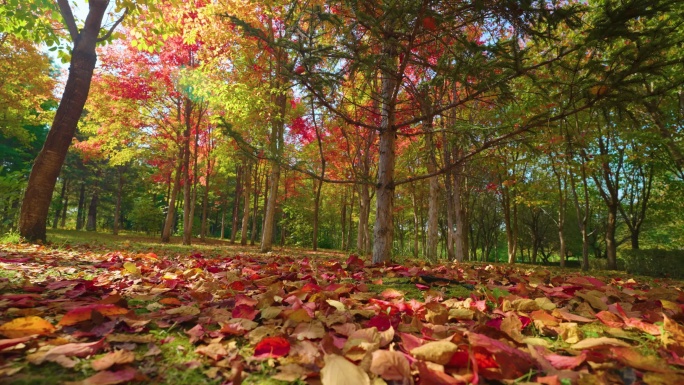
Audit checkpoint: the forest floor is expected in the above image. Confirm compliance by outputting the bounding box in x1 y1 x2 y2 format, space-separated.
1 230 683 385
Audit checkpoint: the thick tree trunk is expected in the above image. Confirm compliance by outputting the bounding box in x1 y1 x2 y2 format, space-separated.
312 180 322 251
76 183 86 230
372 126 396 264
113 168 124 235
425 150 439 261
162 148 184 243
85 190 98 231
18 0 109 242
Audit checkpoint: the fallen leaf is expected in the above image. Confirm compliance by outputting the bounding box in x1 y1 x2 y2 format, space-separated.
321 354 370 385
66 366 137 385
254 336 290 358
569 337 630 350
370 349 412 382
410 340 458 365
59 305 129 326
0 316 55 338
91 350 135 371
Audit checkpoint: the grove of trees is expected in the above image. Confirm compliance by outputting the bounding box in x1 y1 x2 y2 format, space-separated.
2 0 684 270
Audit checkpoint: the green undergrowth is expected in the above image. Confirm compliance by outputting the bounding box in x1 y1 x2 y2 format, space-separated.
366 276 474 301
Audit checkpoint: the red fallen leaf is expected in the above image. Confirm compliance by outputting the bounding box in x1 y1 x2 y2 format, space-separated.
398 332 425 352
345 254 364 269
91 350 135 371
467 332 535 378
415 283 430 290
235 294 258 307
34 339 105 365
232 304 259 320
614 303 661 335
228 280 245 291
595 311 624 328
68 366 137 385
0 335 35 351
59 304 129 326
367 314 393 331
185 324 205 344
254 336 290 358
473 349 499 369
0 257 31 263
380 288 403 299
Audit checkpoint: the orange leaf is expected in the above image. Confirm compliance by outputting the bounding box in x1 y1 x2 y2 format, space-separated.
159 298 183 306
0 316 56 338
59 304 129 326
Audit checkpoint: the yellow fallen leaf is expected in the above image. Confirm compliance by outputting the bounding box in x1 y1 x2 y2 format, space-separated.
123 262 140 275
321 354 370 385
410 340 458 365
0 316 56 338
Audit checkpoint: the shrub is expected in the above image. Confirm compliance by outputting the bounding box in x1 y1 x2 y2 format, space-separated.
620 249 684 278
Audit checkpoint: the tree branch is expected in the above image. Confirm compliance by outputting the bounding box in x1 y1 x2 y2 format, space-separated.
97 8 128 43
57 0 79 41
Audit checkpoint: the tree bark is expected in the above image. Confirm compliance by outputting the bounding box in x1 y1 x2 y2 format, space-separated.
53 179 68 229
59 180 70 229
85 190 98 231
251 163 260 246
162 147 184 243
372 42 398 264
200 165 211 241
19 0 110 242
113 167 124 235
181 98 193 246
240 162 251 245
453 169 467 262
76 183 86 230
260 90 287 252
425 131 439 262
230 165 243 244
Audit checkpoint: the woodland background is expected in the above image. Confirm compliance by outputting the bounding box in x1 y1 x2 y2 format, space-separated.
2 0 684 274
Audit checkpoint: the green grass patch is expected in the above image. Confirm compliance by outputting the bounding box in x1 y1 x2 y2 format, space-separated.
366 277 473 301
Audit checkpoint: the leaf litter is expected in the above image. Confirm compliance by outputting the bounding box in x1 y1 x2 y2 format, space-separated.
1 242 684 384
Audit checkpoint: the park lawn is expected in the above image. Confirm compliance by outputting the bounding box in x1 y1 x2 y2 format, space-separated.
0 230 683 384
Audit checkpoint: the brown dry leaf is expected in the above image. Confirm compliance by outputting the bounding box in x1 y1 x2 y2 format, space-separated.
272 363 309 382
569 337 630 350
662 315 684 347
512 298 541 312
293 321 326 340
165 305 200 316
425 302 449 325
0 316 56 338
91 350 135 371
409 340 458 365
195 342 228 361
500 313 524 343
535 297 557 311
321 354 370 385
370 350 412 383
448 308 474 321
643 372 684 385
575 292 608 311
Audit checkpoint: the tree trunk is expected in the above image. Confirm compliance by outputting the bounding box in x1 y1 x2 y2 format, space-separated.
113 167 124 235
453 170 467 262
240 162 251 245
410 183 419 258
261 91 286 252
59 180 70 229
341 188 347 251
372 125 396 264
200 166 211 241
86 190 98 231
231 165 243 244
19 0 110 242
251 164 260 246
181 100 193 246
162 147 184 243
605 207 618 269
53 179 68 229
357 184 371 255
425 138 439 262
76 183 86 230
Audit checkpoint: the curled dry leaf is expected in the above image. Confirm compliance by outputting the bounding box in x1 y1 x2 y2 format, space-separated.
569 337 631 350
321 354 370 385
